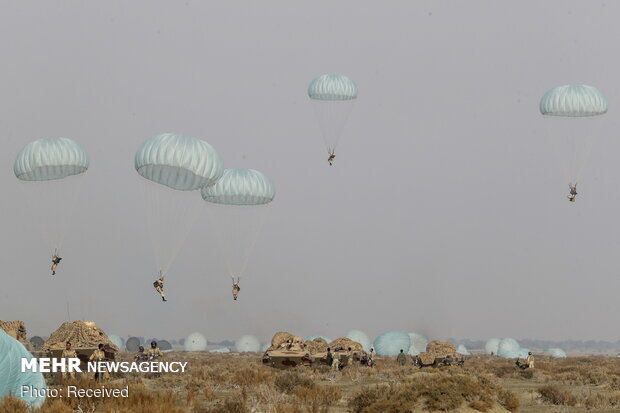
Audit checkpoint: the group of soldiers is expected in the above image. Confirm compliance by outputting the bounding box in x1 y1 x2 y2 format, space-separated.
59 340 163 381
325 347 375 370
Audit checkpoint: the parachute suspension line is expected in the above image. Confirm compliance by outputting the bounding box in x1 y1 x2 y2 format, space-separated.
140 178 202 276
311 99 355 158
206 203 270 279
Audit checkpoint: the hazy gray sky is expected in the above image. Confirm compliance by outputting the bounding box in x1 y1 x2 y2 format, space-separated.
1 1 620 344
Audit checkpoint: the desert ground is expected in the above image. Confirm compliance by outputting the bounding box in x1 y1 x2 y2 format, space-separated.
3 352 620 413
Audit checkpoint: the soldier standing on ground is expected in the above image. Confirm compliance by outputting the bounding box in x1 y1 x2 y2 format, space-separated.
61 341 78 380
527 352 535 369
89 343 106 381
397 349 407 366
145 341 163 358
326 347 333 367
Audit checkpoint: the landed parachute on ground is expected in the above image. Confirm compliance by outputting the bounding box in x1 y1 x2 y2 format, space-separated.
408 332 429 356
457 344 470 355
308 74 357 164
547 348 567 358
0 329 46 407
108 334 124 350
485 338 501 355
125 337 141 352
184 332 207 352
14 137 89 259
135 133 223 278
202 169 275 281
346 330 371 352
540 85 608 198
373 331 411 356
235 335 261 352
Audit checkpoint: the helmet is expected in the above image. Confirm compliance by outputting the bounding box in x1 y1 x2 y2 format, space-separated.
151 341 157 346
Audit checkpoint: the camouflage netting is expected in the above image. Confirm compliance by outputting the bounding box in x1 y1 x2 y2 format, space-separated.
419 341 458 365
0 320 27 342
268 332 305 351
304 338 328 355
270 332 295 349
42 321 119 351
329 337 364 352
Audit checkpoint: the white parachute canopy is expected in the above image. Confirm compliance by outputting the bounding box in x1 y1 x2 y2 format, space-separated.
497 338 521 358
547 348 567 358
457 344 470 355
346 330 371 352
14 137 89 256
184 332 207 351
407 333 429 356
540 85 608 188
201 169 275 279
209 347 230 354
485 338 501 355
135 133 223 276
235 335 261 352
0 329 47 407
108 334 124 350
308 74 357 159
373 331 411 356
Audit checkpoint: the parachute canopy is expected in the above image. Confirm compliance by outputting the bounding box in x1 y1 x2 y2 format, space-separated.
540 85 608 117
346 330 371 352
135 133 223 191
201 168 275 279
408 333 429 356
108 334 124 350
125 337 141 352
547 348 567 358
235 335 261 353
457 344 470 355
485 338 501 355
14 137 89 182
0 329 46 407
184 332 207 352
497 338 520 358
210 347 230 353
201 169 275 206
158 340 172 351
308 74 358 101
373 331 411 356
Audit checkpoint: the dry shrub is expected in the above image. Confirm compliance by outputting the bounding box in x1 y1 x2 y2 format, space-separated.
0 396 28 413
274 403 304 413
231 367 274 386
497 388 520 412
348 375 517 413
294 384 342 405
348 388 385 413
538 385 577 406
274 370 314 394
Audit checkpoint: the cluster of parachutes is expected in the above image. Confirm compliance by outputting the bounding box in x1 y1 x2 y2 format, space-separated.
135 133 276 281
11 81 607 281
13 132 277 284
